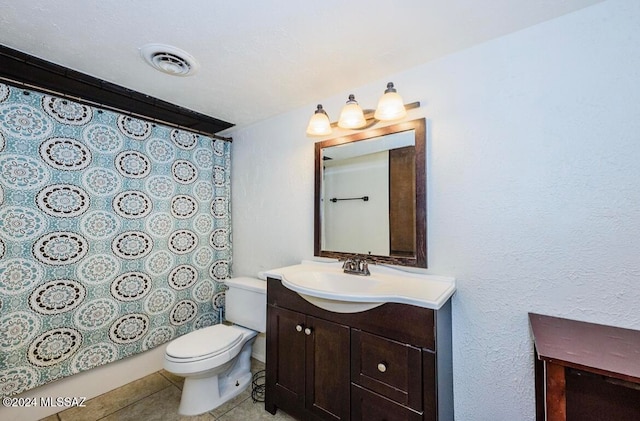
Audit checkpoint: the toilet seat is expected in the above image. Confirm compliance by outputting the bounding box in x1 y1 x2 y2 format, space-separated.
166 325 243 361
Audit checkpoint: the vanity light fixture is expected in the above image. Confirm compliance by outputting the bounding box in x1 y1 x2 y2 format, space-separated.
306 82 418 136
374 82 407 121
337 94 367 129
306 104 332 136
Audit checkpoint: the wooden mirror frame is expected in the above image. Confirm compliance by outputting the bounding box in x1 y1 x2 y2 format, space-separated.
314 118 427 267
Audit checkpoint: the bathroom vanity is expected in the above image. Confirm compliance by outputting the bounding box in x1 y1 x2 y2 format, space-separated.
264 261 455 421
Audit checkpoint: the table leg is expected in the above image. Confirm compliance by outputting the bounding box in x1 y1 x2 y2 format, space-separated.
545 362 566 421
534 348 545 421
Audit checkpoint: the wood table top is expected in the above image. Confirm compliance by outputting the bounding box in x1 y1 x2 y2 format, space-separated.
529 313 640 383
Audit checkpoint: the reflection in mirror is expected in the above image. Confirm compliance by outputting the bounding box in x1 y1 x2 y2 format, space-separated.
314 118 426 267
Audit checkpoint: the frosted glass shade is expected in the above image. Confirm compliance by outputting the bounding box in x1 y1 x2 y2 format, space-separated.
338 95 366 129
374 83 407 121
306 105 332 136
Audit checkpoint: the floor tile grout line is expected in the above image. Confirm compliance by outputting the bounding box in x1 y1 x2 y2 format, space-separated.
209 394 252 420
89 382 175 421
56 374 174 421
54 362 266 421
156 370 183 390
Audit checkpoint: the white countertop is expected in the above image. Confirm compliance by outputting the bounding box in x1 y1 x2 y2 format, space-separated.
263 260 456 311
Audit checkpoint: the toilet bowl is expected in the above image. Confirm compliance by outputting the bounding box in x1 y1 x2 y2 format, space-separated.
163 277 266 416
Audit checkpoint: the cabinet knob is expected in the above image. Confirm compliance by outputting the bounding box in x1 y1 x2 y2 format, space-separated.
304 327 312 335
295 324 303 332
377 362 387 373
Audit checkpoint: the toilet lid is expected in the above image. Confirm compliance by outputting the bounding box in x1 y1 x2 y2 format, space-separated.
165 324 243 359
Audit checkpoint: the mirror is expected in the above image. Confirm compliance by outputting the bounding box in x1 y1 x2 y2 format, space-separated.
314 118 426 267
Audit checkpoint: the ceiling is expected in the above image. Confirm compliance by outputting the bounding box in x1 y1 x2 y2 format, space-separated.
0 0 603 133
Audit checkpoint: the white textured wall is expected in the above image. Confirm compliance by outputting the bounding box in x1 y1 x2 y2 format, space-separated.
231 1 640 419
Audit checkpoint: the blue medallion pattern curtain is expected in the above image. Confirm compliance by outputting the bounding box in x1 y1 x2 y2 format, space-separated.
0 82 231 396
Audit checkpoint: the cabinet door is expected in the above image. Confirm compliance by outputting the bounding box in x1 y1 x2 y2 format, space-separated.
305 315 351 421
266 305 307 412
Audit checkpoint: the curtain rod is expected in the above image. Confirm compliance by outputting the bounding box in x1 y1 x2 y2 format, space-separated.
0 76 233 143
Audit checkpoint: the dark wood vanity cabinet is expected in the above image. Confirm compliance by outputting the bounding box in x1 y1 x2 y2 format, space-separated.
265 278 453 421
268 305 351 420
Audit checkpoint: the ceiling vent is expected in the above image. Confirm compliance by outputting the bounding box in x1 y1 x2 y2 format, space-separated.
139 44 199 77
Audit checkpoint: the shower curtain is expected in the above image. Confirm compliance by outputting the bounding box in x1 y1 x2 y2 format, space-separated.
0 82 231 396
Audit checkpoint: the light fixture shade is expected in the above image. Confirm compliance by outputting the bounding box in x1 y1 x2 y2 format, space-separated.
306 104 332 136
338 94 367 129
374 82 407 121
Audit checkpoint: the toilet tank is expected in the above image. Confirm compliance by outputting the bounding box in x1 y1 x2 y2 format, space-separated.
224 277 267 332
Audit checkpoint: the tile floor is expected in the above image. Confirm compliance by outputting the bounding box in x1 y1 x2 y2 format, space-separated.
39 359 295 421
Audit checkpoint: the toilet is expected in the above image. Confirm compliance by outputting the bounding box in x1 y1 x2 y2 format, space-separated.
164 277 267 416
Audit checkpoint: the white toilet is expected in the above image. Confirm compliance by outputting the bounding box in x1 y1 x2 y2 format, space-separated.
164 277 267 415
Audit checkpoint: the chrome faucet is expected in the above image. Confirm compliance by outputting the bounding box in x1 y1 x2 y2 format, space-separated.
341 254 372 276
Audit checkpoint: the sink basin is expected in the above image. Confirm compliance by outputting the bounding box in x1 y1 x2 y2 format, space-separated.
286 271 381 294
263 260 455 313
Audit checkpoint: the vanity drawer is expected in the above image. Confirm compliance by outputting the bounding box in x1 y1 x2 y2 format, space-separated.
351 384 422 421
351 329 422 410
